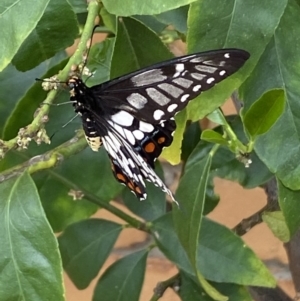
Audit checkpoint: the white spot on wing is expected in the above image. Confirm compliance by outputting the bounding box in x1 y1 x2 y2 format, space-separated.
167 104 178 112
146 87 171 105
131 69 167 86
193 85 202 92
127 93 148 109
111 111 134 126
195 65 218 73
123 129 135 145
224 53 230 58
191 73 206 80
158 83 183 98
181 94 189 102
174 63 185 77
219 70 226 76
172 78 193 88
206 77 215 84
139 121 154 133
133 130 144 140
153 109 165 120
190 57 204 63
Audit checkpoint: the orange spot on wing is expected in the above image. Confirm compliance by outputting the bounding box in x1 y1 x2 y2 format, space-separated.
135 186 142 194
157 136 166 144
145 142 155 153
127 181 135 190
116 173 126 183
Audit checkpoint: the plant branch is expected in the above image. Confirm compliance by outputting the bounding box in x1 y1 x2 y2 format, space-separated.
0 0 101 157
149 273 180 301
233 177 279 236
0 130 147 230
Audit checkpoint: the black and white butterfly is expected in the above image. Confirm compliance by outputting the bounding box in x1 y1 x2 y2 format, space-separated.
67 48 250 202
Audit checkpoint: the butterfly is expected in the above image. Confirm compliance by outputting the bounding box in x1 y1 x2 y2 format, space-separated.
67 48 250 202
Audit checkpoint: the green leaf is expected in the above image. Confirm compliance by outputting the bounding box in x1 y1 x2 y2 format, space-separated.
180 271 253 301
0 52 66 139
111 17 172 79
186 117 273 189
93 250 148 301
39 147 123 232
3 52 67 140
133 15 167 33
240 1 300 190
186 0 288 122
173 154 212 266
12 0 78 71
201 129 228 146
0 0 50 72
58 218 122 289
180 272 212 301
262 211 290 243
243 89 285 139
161 110 187 164
198 218 276 287
122 162 166 221
0 172 64 301
102 0 197 16
86 38 116 85
181 121 201 162
155 5 189 33
278 179 300 237
151 213 194 275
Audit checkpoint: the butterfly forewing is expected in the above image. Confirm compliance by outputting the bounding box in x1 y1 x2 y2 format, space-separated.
68 48 250 201
97 49 250 124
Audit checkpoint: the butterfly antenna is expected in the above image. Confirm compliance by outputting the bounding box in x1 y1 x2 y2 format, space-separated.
62 113 80 128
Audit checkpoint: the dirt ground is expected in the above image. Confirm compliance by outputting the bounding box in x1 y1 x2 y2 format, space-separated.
64 100 295 300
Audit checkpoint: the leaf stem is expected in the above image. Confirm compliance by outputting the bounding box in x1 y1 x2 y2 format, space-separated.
0 0 101 157
149 273 180 301
215 108 248 154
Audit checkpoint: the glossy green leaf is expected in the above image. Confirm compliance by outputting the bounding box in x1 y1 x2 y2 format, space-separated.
181 121 201 162
180 272 212 301
39 147 123 232
0 52 65 139
12 0 78 71
3 52 67 140
173 154 212 266
180 271 253 301
102 0 197 16
122 162 166 221
240 1 300 190
0 172 64 301
186 117 273 189
151 213 194 275
161 110 187 163
186 0 288 122
156 5 189 33
198 218 276 287
262 211 290 243
207 110 227 125
59 218 122 289
201 129 228 146
243 89 285 139
278 179 300 237
93 250 148 301
68 0 87 14
0 0 50 71
86 38 115 86
111 17 172 79
133 15 167 33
